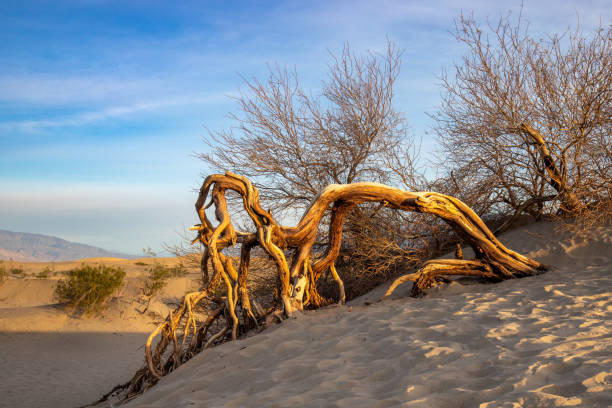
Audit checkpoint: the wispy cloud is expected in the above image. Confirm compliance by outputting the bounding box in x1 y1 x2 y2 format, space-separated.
0 92 231 133
0 75 157 105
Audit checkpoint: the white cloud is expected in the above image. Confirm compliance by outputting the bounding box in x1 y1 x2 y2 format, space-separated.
0 75 162 105
0 92 231 133
279 0 609 40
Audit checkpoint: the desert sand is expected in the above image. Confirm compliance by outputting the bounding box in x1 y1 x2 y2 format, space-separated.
1 221 611 408
0 257 200 408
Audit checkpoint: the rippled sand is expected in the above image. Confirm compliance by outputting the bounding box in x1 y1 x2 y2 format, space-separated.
128 222 611 408
1 222 610 408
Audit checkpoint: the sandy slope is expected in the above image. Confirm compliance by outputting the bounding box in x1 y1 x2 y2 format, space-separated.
126 222 612 408
0 257 201 408
0 222 610 408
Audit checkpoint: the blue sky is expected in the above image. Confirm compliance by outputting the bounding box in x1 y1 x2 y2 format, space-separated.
1 1 609 254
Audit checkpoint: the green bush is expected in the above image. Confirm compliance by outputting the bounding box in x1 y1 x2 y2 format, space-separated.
10 267 25 277
36 266 53 279
55 265 126 315
143 263 186 296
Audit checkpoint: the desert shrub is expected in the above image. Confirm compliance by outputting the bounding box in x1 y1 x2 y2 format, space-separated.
55 265 126 315
0 263 7 283
35 266 53 279
434 13 611 219
134 261 148 266
143 263 187 296
10 267 25 276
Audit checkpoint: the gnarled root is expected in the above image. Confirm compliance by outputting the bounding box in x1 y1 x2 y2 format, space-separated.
382 259 502 300
104 172 545 404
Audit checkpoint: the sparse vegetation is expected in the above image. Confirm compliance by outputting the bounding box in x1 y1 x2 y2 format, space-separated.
10 267 25 277
55 265 126 315
0 263 7 283
134 261 148 266
143 263 187 297
35 266 54 279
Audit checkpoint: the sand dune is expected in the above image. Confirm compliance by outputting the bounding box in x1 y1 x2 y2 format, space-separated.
0 221 610 408
0 257 200 408
126 222 612 408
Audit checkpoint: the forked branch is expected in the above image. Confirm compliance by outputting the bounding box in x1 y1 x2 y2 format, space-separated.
107 172 545 403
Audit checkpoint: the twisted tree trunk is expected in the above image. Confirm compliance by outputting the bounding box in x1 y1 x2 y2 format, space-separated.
106 172 545 403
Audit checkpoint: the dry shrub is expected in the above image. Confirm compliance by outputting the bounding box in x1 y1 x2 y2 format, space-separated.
434 11 611 219
35 266 53 279
554 197 612 235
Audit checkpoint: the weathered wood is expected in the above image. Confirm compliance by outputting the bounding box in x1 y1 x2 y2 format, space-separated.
191 173 545 310
115 172 546 402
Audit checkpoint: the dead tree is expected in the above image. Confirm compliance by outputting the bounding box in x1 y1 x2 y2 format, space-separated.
108 173 545 402
433 12 611 219
199 41 429 291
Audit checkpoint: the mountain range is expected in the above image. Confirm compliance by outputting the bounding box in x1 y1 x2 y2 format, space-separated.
0 229 133 262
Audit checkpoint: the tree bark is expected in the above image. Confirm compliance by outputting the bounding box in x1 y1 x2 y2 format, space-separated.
520 124 582 213
193 173 545 308
111 172 546 402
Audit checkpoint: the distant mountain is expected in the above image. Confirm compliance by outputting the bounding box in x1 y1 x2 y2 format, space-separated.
0 230 134 262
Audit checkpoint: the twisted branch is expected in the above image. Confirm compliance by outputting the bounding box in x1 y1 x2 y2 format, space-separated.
108 173 545 403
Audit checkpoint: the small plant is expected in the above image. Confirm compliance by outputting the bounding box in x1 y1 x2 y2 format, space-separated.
55 265 126 315
134 261 148 266
142 247 157 257
0 263 7 284
143 263 186 297
10 267 25 277
36 266 54 279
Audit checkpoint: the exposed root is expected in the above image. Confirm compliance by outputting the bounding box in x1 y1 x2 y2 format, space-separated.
382 259 501 298
101 172 545 404
329 263 346 304
381 272 420 300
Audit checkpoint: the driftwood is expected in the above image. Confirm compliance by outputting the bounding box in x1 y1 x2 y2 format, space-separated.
106 172 545 402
